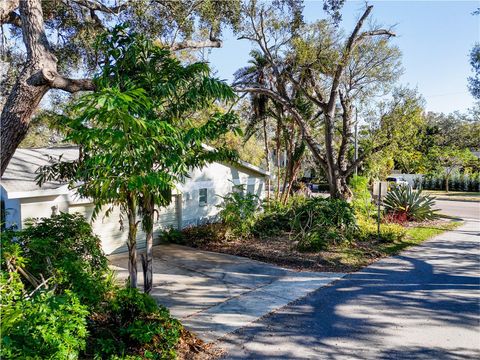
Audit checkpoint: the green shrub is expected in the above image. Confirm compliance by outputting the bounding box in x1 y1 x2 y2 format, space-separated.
158 227 184 245
217 185 260 238
87 287 182 359
21 213 111 308
349 175 375 218
291 197 357 251
383 186 439 222
252 199 294 237
181 222 228 247
1 290 89 360
356 217 406 243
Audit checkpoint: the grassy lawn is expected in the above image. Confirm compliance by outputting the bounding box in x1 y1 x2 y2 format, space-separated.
328 220 463 270
381 221 462 255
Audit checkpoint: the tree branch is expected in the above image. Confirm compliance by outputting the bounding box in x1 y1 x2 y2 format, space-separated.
328 5 373 113
236 85 328 170
344 141 390 177
170 38 222 51
2 10 21 26
49 74 96 93
0 0 19 25
69 0 127 14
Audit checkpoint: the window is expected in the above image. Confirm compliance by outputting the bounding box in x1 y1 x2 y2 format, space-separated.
199 188 208 206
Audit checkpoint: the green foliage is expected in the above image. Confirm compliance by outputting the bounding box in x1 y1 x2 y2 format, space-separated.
252 199 294 237
350 175 375 218
217 185 260 238
356 217 406 243
469 43 480 99
1 289 89 360
180 223 228 247
36 27 240 289
383 186 439 222
1 212 182 360
158 228 184 245
1 215 104 359
291 198 357 251
38 28 239 210
21 213 111 308
87 288 182 359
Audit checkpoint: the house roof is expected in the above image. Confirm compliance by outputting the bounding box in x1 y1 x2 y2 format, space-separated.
1 147 79 198
200 144 270 177
1 145 269 199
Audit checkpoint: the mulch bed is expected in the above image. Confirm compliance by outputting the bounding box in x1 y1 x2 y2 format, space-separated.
183 220 453 273
176 329 225 360
185 231 371 273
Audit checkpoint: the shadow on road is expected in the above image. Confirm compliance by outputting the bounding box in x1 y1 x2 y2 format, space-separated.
220 223 480 360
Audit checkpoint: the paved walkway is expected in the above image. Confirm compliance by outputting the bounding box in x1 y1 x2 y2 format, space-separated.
109 245 344 342
218 219 480 359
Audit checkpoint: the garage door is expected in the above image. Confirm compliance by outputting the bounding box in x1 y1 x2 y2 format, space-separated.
68 195 181 255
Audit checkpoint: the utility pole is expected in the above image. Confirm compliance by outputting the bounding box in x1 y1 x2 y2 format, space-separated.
354 108 358 176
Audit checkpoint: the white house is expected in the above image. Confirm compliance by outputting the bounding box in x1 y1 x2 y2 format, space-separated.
0 146 268 254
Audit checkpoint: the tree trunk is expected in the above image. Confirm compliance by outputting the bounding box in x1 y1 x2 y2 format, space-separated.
126 193 138 288
262 117 270 201
284 159 301 203
141 197 154 294
275 122 281 200
0 0 95 175
445 174 450 193
1 0 52 175
329 170 352 200
281 153 291 203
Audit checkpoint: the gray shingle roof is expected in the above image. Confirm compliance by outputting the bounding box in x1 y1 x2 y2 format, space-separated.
1 147 79 195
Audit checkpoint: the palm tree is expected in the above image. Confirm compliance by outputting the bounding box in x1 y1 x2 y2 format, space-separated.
234 50 273 199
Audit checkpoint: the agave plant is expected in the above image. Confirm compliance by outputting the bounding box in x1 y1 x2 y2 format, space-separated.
383 186 439 222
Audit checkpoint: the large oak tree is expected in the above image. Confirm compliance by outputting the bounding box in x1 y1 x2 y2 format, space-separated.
0 0 241 175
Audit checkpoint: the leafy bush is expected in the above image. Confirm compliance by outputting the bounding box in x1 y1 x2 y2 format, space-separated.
158 227 184 245
356 217 406 243
1 290 89 360
383 186 439 222
291 197 357 251
181 223 228 247
349 175 375 218
217 186 260 238
87 287 182 359
21 213 111 308
252 199 294 237
1 217 96 360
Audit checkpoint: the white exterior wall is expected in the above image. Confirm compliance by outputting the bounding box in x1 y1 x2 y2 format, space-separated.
19 194 71 227
178 162 266 228
4 189 180 255
68 197 180 254
2 161 266 254
1 186 21 229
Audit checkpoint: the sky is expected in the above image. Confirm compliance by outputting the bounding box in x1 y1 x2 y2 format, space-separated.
205 0 480 114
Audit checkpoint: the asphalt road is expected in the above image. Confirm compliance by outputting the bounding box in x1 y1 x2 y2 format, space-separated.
220 201 480 359
434 199 480 220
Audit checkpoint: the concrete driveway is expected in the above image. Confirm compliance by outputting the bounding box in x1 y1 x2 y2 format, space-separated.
109 245 343 342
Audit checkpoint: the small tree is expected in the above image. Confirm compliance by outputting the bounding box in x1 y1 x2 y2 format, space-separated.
438 148 476 193
38 28 239 290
